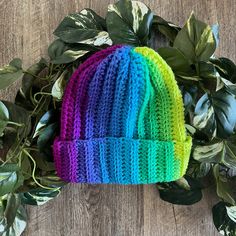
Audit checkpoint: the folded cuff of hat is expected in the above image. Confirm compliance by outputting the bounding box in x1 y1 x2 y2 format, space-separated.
53 137 192 184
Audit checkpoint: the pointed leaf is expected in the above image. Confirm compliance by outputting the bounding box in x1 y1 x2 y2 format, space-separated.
212 202 236 236
0 194 27 236
212 24 219 47
20 188 61 206
51 71 67 100
193 137 236 169
0 164 24 196
0 102 9 136
2 101 31 137
210 57 236 83
0 59 23 90
54 9 111 45
37 122 58 157
193 89 236 139
158 47 192 73
158 176 202 205
21 58 47 98
48 39 92 64
106 0 153 46
151 15 180 43
186 160 211 178
174 13 216 62
33 110 58 138
213 164 236 205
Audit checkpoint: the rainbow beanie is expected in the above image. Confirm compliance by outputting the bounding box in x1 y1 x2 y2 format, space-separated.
53 45 192 184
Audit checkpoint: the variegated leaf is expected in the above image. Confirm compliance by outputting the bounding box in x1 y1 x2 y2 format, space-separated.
48 39 91 64
51 71 67 100
213 202 236 236
193 93 217 138
0 194 27 236
212 24 219 47
20 188 61 206
226 206 236 223
174 13 216 62
213 164 236 206
193 137 236 169
210 57 236 83
52 48 89 64
0 164 24 197
106 0 153 45
193 89 236 139
54 9 112 45
33 110 55 138
193 141 224 162
0 101 9 136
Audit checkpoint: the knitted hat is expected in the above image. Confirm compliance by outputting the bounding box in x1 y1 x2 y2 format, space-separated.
53 45 192 184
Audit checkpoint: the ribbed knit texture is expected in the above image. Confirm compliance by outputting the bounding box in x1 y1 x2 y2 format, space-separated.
53 45 192 184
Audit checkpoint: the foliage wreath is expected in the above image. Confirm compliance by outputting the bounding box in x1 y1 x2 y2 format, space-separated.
0 0 236 235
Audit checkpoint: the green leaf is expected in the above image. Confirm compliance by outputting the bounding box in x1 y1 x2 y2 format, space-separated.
226 205 236 223
158 47 192 73
213 201 236 236
227 85 236 96
158 176 202 205
193 89 236 139
14 58 48 111
37 123 58 158
33 110 58 138
48 39 67 60
193 138 236 169
20 188 61 206
212 24 219 47
173 13 216 63
38 174 65 188
183 90 193 113
193 141 224 162
54 9 111 45
216 77 236 95
213 164 236 205
0 102 9 136
2 101 31 137
51 71 67 100
0 194 27 236
210 57 236 83
48 39 92 64
186 158 211 178
197 61 218 91
0 130 17 159
0 59 23 90
0 102 9 122
106 0 153 46
151 15 180 43
20 151 32 180
179 86 195 114
21 58 47 99
31 150 55 171
0 164 24 196
198 61 217 79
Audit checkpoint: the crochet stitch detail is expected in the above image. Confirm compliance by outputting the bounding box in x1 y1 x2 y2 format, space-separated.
53 45 192 184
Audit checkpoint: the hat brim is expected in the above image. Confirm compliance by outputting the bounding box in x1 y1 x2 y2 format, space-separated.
53 136 192 184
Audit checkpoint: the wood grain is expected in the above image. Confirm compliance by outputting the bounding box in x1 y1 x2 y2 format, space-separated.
0 0 235 235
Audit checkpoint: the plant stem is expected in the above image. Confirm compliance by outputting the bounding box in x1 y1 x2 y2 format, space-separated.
23 149 60 191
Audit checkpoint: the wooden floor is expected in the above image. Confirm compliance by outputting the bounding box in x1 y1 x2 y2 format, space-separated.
0 0 235 235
